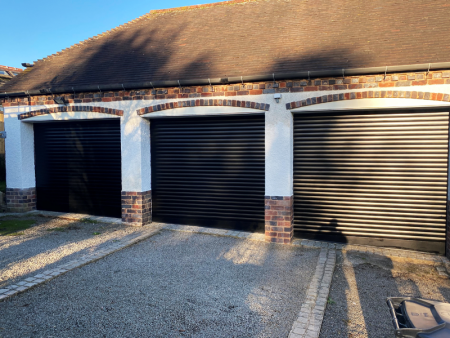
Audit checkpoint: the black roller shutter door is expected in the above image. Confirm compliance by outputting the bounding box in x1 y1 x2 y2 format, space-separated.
293 111 449 253
34 120 121 218
151 115 265 232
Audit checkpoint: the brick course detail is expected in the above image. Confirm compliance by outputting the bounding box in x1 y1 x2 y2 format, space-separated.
6 188 36 213
136 99 269 115
122 190 152 226
286 90 450 110
17 105 123 120
2 71 449 108
265 196 293 244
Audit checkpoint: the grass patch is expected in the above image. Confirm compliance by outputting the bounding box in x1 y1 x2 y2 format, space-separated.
0 181 5 193
80 218 98 224
0 219 35 236
93 232 101 235
47 227 66 232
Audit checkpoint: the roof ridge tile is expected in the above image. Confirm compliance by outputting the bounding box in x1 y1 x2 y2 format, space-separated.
149 0 260 16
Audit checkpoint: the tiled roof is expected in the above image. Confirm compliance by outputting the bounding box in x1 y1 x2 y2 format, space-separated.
2 0 450 93
0 66 23 88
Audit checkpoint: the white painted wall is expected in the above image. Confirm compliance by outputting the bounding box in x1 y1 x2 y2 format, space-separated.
4 106 36 189
265 104 293 196
121 107 151 192
4 83 450 197
291 97 450 112
140 106 259 118
21 112 120 122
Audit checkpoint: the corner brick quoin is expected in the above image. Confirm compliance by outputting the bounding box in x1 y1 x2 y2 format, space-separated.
286 90 450 110
136 99 269 115
17 105 124 121
2 70 449 107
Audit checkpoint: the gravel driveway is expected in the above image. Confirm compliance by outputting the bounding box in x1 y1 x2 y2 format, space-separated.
0 215 150 288
319 251 450 338
0 230 319 338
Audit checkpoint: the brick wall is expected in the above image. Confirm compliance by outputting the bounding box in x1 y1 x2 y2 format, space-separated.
121 190 152 226
1 71 449 108
6 187 36 212
265 196 293 244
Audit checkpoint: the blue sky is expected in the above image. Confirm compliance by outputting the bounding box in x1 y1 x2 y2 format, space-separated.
2 0 214 69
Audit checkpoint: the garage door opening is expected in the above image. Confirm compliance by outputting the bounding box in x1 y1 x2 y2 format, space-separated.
34 120 121 218
151 114 265 232
293 110 449 253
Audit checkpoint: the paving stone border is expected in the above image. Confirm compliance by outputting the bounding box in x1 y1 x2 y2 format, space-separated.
0 224 163 301
288 248 336 338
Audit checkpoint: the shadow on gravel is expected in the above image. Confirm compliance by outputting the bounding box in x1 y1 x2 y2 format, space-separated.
0 216 136 287
320 251 450 338
0 230 319 338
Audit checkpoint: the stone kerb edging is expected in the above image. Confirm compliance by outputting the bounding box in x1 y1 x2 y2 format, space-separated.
289 248 336 338
286 90 450 110
18 105 124 120
136 99 270 115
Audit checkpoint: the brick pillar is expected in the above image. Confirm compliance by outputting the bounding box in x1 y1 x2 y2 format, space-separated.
265 196 293 244
121 190 152 226
6 187 36 212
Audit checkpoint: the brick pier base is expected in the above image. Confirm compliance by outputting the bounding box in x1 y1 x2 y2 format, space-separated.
265 196 293 244
121 190 152 226
6 187 36 212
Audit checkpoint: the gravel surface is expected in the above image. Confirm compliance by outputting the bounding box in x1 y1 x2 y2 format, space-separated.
0 215 150 288
0 230 319 338
319 251 450 338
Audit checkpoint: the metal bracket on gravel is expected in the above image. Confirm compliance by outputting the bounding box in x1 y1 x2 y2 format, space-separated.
289 248 336 338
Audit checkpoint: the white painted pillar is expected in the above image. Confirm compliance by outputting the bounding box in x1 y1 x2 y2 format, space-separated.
264 104 294 243
120 108 151 192
4 108 36 190
265 106 293 197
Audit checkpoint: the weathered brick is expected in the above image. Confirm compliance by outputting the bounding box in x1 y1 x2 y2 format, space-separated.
265 196 293 244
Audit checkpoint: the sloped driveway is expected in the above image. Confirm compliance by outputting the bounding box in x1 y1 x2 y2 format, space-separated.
0 230 319 338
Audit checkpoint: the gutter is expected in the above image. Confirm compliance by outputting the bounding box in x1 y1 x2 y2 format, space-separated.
1 62 449 99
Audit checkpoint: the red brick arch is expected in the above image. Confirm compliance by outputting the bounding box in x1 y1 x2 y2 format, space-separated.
18 105 123 120
136 99 269 115
286 90 450 110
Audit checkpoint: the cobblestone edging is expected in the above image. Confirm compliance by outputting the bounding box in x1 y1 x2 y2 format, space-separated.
288 248 336 338
0 225 163 301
